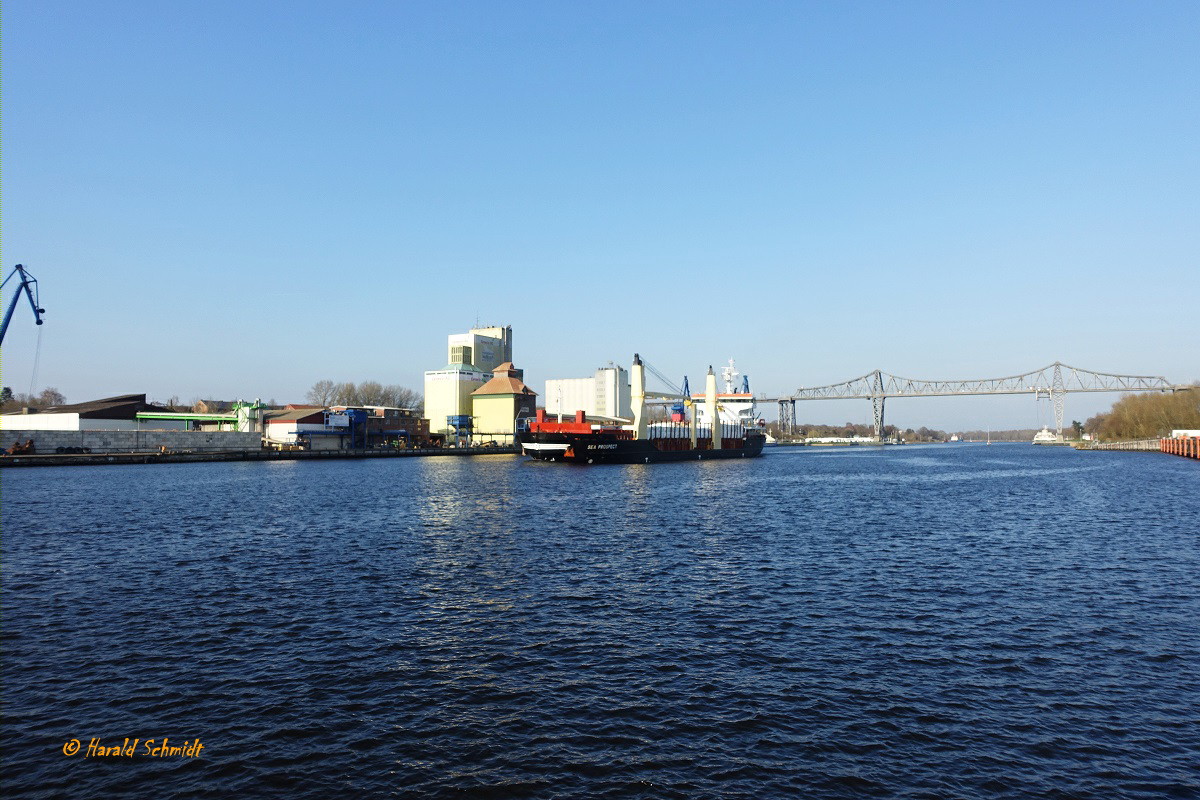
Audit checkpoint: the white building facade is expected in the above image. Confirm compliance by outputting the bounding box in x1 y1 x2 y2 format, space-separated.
544 365 631 420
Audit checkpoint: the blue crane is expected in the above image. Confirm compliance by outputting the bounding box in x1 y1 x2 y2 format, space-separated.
1 264 46 346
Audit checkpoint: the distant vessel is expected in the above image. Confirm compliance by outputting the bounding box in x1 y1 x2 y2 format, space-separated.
518 356 766 464
1032 427 1061 445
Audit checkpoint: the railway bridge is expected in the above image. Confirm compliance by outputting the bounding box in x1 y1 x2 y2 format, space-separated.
767 362 1191 440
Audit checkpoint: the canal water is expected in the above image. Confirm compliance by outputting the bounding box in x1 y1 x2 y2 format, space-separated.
2 445 1197 798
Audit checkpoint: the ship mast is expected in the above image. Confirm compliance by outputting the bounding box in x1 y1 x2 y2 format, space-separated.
721 358 740 394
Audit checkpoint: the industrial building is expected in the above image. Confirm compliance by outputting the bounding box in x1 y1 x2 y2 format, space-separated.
544 364 632 421
263 407 336 448
333 405 431 448
471 363 537 437
424 325 514 435
0 394 187 431
0 394 267 433
0 394 264 454
448 325 512 372
264 405 431 450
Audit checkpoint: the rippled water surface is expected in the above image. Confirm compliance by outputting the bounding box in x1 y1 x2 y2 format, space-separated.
3 445 1198 798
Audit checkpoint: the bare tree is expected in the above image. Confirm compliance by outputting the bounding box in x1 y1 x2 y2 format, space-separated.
383 385 422 411
2 387 67 410
38 387 66 407
308 379 423 410
306 379 337 407
332 382 358 406
357 381 386 405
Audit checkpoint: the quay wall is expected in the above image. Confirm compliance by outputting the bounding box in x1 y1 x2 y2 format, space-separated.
1076 439 1161 452
1162 436 1200 459
1 429 262 454
1 445 520 467
1074 437 1200 459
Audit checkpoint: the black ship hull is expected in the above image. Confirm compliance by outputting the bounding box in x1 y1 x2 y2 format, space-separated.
518 430 766 464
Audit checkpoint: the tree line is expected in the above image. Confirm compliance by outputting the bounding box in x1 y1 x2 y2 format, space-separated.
0 386 66 411
765 421 952 442
955 428 1048 442
1085 387 1200 440
305 380 423 411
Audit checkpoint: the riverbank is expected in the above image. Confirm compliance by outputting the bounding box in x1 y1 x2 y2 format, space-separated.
1072 437 1200 460
1072 439 1160 452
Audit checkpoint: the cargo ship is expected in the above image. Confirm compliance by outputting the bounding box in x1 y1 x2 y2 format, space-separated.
518 356 767 464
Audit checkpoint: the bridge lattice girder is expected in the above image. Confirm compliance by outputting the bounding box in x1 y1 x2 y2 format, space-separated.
782 362 1180 401
773 362 1191 439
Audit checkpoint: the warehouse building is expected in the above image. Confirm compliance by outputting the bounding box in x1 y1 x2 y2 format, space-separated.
544 364 631 421
0 394 262 453
471 363 537 439
0 394 186 431
264 405 432 450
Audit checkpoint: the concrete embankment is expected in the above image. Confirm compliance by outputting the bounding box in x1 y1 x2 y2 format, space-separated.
0 446 520 468
1 429 263 454
1074 439 1162 452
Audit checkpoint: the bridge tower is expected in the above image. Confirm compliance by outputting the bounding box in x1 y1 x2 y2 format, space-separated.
1052 362 1065 438
777 400 794 435
870 370 886 440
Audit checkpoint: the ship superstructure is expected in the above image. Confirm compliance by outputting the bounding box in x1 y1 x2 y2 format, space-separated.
690 358 762 428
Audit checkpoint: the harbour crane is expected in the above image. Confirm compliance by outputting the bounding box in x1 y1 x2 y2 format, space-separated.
1 264 46 346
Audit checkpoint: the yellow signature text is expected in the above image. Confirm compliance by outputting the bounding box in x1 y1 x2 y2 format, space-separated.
62 738 205 758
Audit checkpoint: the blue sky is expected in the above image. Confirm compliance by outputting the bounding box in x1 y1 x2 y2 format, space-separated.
4 1 1197 430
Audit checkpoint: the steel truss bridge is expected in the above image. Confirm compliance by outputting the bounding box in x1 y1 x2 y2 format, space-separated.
770 362 1191 439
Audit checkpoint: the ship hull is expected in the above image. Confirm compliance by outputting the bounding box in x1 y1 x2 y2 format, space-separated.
518 430 766 464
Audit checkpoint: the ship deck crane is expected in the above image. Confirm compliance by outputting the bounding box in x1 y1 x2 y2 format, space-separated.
640 358 699 421
640 358 687 400
1 264 46 346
